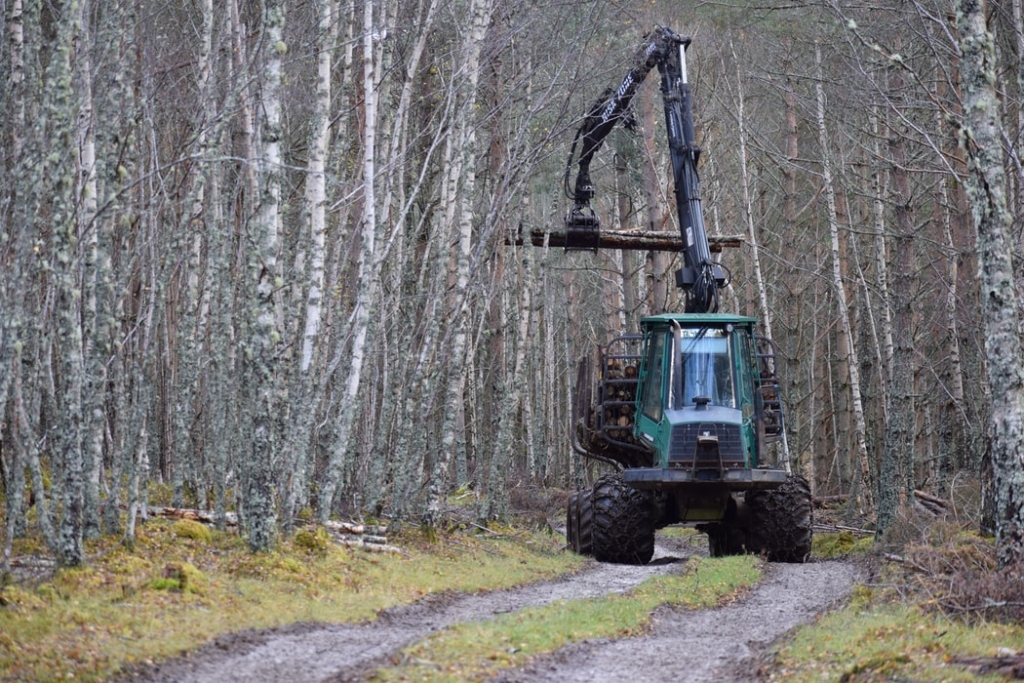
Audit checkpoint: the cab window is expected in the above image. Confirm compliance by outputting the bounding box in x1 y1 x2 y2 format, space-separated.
676 328 735 408
641 331 667 422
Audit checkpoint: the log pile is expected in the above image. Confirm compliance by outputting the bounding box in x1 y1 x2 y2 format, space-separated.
146 506 400 553
912 489 949 517
322 520 401 554
601 360 639 443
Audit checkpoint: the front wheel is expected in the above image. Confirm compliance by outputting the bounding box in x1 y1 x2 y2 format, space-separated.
745 474 813 563
590 473 656 565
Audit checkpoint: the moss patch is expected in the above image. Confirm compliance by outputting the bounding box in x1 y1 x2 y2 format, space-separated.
0 520 580 682
812 531 873 559
768 601 1024 682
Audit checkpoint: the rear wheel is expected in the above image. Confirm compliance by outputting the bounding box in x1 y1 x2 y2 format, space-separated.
704 522 747 557
590 473 656 565
745 474 813 563
700 497 748 557
577 490 594 556
566 492 580 552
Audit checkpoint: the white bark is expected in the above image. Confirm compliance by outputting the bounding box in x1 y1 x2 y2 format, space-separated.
319 0 383 523
424 0 495 526
816 42 873 510
247 0 286 551
956 0 1024 568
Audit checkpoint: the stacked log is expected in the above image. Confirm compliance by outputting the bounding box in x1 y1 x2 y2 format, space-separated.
594 360 640 448
322 520 401 553
913 490 950 517
147 507 401 553
148 506 239 527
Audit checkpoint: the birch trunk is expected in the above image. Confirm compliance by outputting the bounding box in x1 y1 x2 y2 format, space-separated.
285 0 337 528
956 0 1024 568
319 0 382 523
815 42 873 511
244 0 286 551
44 0 86 567
423 0 495 528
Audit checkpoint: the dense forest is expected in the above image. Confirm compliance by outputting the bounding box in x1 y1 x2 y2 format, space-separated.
1 0 1022 564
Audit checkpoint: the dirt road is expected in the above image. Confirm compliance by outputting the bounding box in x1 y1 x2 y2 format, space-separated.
126 535 857 683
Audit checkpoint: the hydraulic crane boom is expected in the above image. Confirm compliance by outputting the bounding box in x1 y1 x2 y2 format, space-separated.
564 27 726 313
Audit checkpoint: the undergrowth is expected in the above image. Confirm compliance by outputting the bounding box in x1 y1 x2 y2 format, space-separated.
0 517 580 682
770 506 1024 682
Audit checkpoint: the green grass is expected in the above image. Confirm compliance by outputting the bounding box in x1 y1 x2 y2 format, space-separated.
769 528 1024 682
370 554 762 682
767 592 1024 682
0 519 582 682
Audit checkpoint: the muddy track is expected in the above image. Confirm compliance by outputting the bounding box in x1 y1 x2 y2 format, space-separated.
122 534 857 683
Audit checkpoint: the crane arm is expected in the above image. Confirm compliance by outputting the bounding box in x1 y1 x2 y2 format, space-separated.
564 27 726 313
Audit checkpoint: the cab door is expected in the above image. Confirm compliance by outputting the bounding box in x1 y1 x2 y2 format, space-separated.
634 325 672 464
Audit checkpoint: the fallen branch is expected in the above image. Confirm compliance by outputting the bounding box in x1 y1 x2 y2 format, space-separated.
813 523 874 536
335 538 404 554
323 520 389 537
812 494 850 508
882 553 930 574
952 652 1024 679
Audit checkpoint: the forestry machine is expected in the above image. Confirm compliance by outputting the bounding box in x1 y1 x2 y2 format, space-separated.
562 27 812 564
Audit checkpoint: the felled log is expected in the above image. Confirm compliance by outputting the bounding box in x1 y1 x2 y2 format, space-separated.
521 228 744 252
147 506 239 527
323 520 389 537
913 490 950 517
335 538 403 554
812 523 874 536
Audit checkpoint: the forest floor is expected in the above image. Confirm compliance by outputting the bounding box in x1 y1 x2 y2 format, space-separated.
3 489 1024 682
116 530 857 683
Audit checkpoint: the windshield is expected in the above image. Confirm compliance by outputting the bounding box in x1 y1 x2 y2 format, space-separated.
674 328 735 409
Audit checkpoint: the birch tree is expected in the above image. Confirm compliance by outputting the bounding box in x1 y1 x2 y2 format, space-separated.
243 0 286 551
816 41 873 511
956 0 1024 567
319 0 383 524
424 0 495 528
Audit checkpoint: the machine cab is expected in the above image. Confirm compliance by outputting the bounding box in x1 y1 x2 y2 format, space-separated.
634 313 778 473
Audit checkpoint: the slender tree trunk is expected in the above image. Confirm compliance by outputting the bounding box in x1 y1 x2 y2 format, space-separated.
319 0 382 523
423 0 494 528
878 56 917 534
284 0 337 530
815 42 873 512
44 0 86 567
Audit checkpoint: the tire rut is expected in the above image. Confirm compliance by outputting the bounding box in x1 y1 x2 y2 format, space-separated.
123 537 692 683
493 560 858 683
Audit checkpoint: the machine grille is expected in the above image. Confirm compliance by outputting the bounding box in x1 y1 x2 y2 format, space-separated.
668 423 745 467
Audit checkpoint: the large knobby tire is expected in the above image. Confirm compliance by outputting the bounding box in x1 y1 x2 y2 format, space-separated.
577 490 594 556
745 474 813 563
590 473 656 565
704 521 747 558
566 492 580 552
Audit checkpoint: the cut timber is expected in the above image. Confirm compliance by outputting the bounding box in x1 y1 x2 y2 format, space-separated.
520 228 743 252
913 490 949 517
147 506 239 527
323 520 389 537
